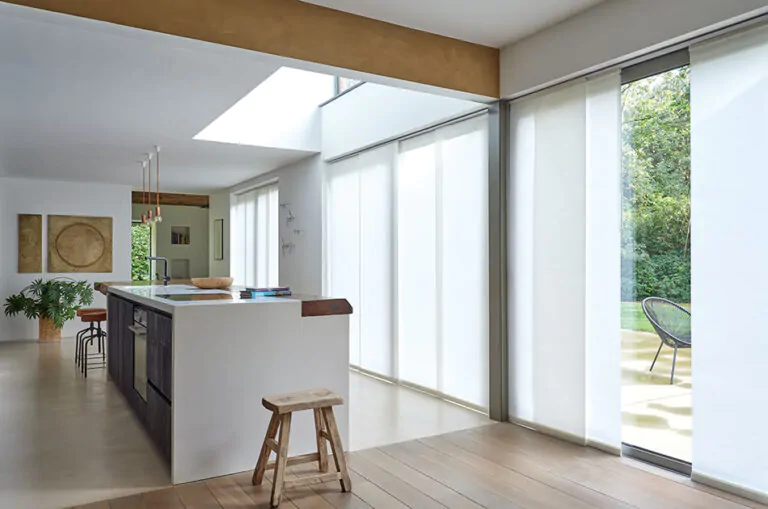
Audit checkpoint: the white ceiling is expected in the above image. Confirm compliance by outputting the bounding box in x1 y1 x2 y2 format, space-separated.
0 5 317 193
304 0 606 47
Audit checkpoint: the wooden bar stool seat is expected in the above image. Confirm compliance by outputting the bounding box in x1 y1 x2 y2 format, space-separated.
75 308 107 368
253 388 350 507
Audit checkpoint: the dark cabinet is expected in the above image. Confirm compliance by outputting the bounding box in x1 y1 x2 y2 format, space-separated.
147 382 172 464
107 296 120 381
107 294 172 467
147 310 173 401
107 295 135 394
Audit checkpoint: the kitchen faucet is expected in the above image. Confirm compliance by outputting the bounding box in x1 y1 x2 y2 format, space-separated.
147 257 170 286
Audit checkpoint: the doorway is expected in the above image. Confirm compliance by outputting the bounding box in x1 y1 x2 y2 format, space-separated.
131 221 153 281
620 62 692 469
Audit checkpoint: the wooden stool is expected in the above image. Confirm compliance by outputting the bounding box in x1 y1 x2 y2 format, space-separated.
252 388 350 507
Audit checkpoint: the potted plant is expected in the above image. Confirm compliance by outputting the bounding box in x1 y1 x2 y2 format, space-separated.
4 278 94 341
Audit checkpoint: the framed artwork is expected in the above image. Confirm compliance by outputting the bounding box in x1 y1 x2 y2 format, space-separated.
18 214 43 273
213 219 224 261
48 215 113 273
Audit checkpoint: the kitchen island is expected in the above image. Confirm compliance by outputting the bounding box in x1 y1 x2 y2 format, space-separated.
100 283 351 485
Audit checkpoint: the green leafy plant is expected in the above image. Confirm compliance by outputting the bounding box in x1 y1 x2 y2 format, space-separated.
131 222 151 281
4 278 94 330
622 66 691 304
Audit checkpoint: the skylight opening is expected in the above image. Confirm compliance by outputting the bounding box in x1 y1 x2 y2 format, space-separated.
194 67 335 147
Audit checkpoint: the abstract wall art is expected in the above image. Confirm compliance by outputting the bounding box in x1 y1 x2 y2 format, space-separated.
47 215 113 273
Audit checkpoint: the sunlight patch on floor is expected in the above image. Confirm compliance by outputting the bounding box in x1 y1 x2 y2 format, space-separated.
622 329 691 462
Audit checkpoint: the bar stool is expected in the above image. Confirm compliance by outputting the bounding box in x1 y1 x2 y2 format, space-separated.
79 309 107 378
252 388 350 507
74 308 106 367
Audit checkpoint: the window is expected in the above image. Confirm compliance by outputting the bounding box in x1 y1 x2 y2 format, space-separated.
326 115 489 409
232 183 279 288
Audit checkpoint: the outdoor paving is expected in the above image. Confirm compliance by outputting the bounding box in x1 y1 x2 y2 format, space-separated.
622 329 692 462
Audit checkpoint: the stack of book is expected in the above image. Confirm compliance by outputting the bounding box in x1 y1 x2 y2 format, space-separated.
239 286 292 298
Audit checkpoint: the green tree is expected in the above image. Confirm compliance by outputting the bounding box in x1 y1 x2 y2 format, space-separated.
622 67 691 303
131 223 151 281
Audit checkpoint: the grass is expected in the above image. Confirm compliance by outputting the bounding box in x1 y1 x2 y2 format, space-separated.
621 301 691 333
621 302 655 333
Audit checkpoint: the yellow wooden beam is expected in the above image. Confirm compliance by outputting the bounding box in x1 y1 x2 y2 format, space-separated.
5 0 500 97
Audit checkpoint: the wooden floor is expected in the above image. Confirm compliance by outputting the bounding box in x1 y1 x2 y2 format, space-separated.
0 338 490 509
73 422 766 509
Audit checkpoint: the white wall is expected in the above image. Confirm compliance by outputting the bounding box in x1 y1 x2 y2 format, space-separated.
132 204 210 279
321 83 483 160
230 155 324 295
0 178 131 341
500 0 768 98
208 192 231 278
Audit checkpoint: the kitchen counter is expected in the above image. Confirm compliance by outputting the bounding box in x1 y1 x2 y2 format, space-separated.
104 284 350 484
96 281 352 317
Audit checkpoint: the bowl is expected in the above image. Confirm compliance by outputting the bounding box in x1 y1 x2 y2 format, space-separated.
190 277 234 289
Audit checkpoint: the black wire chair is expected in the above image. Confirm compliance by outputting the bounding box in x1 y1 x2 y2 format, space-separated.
641 297 691 384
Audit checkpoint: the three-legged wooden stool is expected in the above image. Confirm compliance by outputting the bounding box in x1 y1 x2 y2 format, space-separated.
252 388 351 507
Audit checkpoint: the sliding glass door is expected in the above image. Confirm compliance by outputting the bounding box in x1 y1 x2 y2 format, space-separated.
326 115 489 409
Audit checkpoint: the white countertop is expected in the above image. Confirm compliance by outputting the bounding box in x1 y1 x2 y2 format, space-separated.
108 284 295 314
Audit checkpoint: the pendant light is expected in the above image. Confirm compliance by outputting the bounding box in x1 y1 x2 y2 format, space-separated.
141 160 148 224
146 152 154 223
155 145 162 223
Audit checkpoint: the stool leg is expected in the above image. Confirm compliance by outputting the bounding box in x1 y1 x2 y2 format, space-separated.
97 322 105 363
253 412 280 485
322 407 351 493
75 324 92 367
313 409 329 473
271 413 292 508
82 334 88 377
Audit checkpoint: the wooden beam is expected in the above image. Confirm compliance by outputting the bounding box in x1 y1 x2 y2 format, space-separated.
6 0 500 98
132 192 209 208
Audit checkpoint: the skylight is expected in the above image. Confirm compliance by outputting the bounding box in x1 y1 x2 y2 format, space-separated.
194 67 335 149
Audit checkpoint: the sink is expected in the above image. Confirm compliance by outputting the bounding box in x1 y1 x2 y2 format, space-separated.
151 285 230 295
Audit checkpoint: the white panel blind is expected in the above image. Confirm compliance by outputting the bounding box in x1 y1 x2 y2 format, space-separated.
232 183 279 288
326 115 489 408
585 75 622 449
509 74 621 446
398 116 489 407
326 145 394 374
690 26 768 495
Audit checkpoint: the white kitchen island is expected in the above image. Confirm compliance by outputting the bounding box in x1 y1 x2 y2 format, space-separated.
100 283 351 485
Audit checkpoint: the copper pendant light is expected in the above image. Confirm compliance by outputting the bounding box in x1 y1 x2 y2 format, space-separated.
147 152 154 223
155 145 162 223
141 159 148 224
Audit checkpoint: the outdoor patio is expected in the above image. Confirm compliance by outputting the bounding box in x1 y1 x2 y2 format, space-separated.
622 328 692 462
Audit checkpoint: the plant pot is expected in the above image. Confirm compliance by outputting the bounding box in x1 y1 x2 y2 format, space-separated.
38 316 61 342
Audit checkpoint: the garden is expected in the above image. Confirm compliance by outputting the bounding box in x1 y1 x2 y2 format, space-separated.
621 67 690 332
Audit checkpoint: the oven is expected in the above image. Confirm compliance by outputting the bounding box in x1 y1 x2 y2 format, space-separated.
129 308 148 402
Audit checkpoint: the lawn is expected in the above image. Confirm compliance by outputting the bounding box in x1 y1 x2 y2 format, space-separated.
621 302 655 333
621 301 690 333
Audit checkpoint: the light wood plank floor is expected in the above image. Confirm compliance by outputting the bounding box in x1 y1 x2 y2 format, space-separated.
73 422 767 509
0 338 490 509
